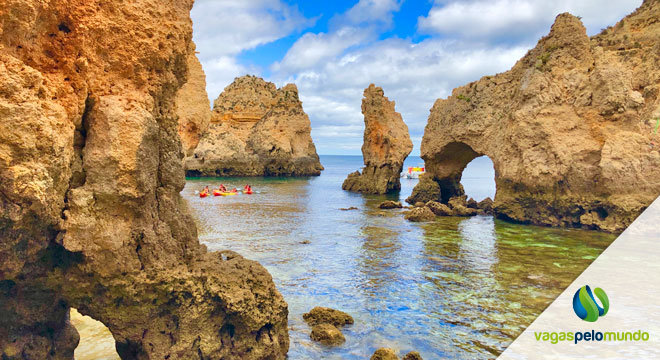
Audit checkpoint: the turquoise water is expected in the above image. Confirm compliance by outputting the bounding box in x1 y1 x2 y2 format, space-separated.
183 155 615 359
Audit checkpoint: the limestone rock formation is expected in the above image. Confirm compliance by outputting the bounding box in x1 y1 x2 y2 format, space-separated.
309 323 345 346
343 84 413 194
175 44 211 157
371 348 399 360
404 207 436 222
409 2 660 232
379 200 403 209
303 307 354 327
0 1 288 359
185 75 323 176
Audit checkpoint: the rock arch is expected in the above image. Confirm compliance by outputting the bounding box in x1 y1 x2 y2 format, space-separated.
409 4 660 232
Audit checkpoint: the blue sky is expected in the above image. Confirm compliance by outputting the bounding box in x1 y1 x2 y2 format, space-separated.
191 0 642 155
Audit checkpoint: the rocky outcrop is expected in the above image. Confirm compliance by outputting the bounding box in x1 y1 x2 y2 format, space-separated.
303 307 354 327
175 44 211 157
409 2 660 232
185 75 323 176
371 348 399 360
310 324 345 346
343 84 413 194
0 1 288 359
404 207 436 222
379 200 403 209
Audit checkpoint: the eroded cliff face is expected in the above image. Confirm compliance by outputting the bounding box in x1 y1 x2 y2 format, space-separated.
175 44 211 157
0 1 288 359
343 84 413 194
185 75 324 176
409 1 660 232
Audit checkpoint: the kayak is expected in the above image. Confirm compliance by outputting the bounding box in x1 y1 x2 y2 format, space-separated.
220 192 238 196
199 192 209 198
213 190 222 196
244 190 253 195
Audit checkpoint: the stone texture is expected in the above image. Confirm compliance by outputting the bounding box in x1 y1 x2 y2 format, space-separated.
404 207 436 222
426 201 452 216
185 75 323 176
309 323 345 346
303 307 354 327
0 1 288 359
478 197 495 214
402 351 424 360
175 44 211 157
409 3 660 232
343 84 413 194
371 348 399 360
379 200 403 209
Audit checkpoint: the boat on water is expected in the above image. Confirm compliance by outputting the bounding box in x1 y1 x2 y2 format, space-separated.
402 166 425 179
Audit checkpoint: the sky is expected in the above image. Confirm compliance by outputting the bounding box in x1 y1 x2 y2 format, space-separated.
190 0 642 156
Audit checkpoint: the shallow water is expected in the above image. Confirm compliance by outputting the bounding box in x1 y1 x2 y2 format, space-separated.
180 155 616 359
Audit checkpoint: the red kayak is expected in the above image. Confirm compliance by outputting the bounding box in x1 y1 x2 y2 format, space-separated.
244 190 253 195
199 192 209 198
213 190 222 196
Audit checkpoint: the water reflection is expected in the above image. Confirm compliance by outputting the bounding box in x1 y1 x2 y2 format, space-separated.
72 156 616 359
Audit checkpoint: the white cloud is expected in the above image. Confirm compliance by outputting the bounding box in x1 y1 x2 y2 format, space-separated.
331 0 401 28
418 0 643 42
191 0 312 59
191 0 643 154
274 39 528 155
190 0 313 101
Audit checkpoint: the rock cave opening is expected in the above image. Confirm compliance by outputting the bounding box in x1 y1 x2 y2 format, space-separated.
70 308 119 360
460 156 496 202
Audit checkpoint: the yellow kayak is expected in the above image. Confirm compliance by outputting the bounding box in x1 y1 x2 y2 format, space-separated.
220 192 238 196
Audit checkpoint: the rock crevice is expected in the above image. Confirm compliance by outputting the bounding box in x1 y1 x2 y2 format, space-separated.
1 1 288 359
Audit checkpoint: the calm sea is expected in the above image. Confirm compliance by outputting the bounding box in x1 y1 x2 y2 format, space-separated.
180 155 615 359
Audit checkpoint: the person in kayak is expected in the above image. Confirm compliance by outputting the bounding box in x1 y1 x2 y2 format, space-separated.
201 186 210 195
230 187 237 193
219 184 227 192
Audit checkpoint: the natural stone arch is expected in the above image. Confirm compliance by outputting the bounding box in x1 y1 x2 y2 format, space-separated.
409 6 660 232
407 141 499 204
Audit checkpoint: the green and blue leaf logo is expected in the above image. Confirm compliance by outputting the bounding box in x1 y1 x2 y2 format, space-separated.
572 285 609 322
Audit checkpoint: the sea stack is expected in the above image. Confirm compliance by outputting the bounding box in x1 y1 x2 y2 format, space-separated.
408 3 660 232
343 84 413 194
175 44 212 157
0 1 288 358
185 75 323 176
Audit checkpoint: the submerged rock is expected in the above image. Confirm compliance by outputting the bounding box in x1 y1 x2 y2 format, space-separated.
404 207 436 222
371 348 399 360
310 323 346 346
408 3 660 232
402 351 424 360
379 200 403 209
303 307 354 327
175 44 212 157
0 2 288 359
185 76 323 176
426 201 452 216
343 84 413 194
340 207 359 211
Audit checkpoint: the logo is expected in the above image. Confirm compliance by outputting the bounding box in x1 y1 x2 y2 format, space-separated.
572 285 609 322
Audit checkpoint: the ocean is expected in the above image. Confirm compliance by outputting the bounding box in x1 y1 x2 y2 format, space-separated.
180 155 615 359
